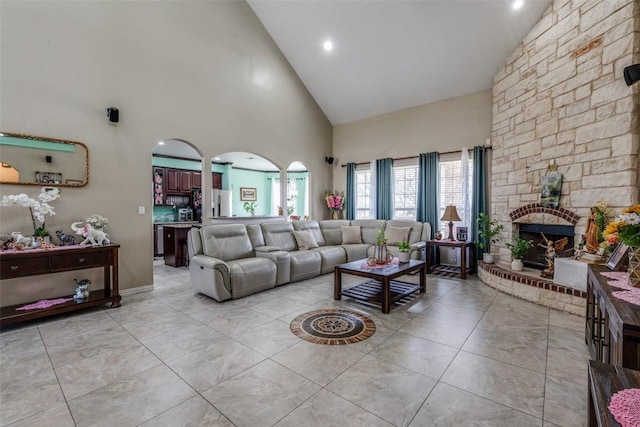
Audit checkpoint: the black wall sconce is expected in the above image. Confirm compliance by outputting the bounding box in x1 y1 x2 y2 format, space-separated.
106 107 119 123
623 64 640 86
325 156 334 165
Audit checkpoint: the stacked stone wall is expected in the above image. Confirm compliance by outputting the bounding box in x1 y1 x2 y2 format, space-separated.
491 0 639 260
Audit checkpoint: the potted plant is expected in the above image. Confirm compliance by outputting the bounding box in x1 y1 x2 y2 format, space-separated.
242 201 258 217
505 237 534 271
475 213 503 264
397 239 412 263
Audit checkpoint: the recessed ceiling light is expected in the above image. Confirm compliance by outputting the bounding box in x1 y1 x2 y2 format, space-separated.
158 141 165 145
214 157 221 161
512 0 524 9
323 40 333 51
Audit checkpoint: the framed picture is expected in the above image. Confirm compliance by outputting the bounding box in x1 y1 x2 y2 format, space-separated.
456 226 468 241
606 243 628 271
35 171 62 184
65 179 83 186
240 187 257 201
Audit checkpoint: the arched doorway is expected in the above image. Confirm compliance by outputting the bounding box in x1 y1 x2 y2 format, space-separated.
286 161 309 220
151 139 202 277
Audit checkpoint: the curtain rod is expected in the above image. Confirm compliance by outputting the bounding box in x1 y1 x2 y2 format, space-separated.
340 146 492 167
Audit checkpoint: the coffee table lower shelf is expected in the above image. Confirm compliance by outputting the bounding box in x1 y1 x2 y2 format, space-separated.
340 279 421 308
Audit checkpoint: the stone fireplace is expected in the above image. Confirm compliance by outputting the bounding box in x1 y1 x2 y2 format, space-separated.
508 204 580 269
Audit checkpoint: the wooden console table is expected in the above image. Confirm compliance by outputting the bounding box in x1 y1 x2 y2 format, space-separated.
588 360 640 427
425 240 474 279
585 264 640 369
0 244 120 326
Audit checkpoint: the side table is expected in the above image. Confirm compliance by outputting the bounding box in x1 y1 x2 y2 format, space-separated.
425 240 474 279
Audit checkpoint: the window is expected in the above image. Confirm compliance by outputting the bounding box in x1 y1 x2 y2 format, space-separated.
438 156 473 232
393 164 418 219
355 169 371 218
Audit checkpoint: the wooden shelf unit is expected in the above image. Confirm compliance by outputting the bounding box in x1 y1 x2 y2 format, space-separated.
0 244 120 326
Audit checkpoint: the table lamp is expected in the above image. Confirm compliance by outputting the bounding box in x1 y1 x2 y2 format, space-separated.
441 205 461 241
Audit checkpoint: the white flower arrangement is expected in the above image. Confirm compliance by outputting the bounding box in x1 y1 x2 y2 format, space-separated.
0 187 60 236
86 214 109 229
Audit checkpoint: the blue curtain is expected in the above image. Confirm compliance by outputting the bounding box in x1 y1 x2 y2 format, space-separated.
472 146 488 267
345 162 356 220
375 158 393 220
416 152 439 238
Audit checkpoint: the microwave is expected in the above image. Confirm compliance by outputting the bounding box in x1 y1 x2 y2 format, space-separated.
178 208 193 222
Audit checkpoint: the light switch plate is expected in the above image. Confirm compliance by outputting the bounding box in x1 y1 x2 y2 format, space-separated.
138 206 145 215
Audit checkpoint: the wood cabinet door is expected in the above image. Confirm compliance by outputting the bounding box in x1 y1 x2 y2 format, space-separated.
165 169 179 192
179 170 192 192
192 171 202 188
212 172 222 189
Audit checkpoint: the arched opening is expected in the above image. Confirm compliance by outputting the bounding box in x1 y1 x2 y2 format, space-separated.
210 151 281 218
151 139 202 274
286 161 309 220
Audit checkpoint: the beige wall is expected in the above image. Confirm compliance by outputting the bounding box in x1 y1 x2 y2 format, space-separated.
332 90 493 190
490 0 639 260
0 0 332 298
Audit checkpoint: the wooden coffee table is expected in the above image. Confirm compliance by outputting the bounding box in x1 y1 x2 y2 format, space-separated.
334 259 426 313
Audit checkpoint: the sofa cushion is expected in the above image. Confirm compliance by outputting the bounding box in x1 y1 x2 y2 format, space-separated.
292 230 319 250
341 226 363 244
386 219 424 244
318 220 351 245
387 226 411 245
292 220 326 246
261 222 297 252
351 219 387 245
200 224 253 261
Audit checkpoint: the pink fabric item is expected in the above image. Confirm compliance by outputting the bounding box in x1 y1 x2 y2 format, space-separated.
612 290 640 307
360 258 400 269
16 298 73 311
608 388 640 427
602 272 635 290
602 271 640 306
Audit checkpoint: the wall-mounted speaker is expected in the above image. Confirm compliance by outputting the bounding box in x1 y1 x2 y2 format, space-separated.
325 156 334 165
623 64 640 86
106 107 119 123
45 156 52 163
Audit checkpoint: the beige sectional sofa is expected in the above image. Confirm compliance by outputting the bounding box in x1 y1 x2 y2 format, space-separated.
187 219 431 302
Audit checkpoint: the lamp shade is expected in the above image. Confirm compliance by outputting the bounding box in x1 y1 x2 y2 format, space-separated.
441 205 461 222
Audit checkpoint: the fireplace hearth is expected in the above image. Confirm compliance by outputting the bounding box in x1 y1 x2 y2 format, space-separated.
517 223 575 270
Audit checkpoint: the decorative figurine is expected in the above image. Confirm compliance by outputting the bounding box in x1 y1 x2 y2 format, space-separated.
539 233 568 279
71 222 110 246
73 279 91 301
56 230 76 246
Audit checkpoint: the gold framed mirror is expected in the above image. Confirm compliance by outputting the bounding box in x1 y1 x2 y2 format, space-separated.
0 132 89 187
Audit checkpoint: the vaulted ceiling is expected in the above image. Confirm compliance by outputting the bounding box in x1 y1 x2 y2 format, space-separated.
248 0 552 125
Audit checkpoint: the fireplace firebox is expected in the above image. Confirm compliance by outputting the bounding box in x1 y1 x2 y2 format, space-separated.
517 223 575 270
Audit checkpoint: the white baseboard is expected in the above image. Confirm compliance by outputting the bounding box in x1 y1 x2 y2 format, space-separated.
120 284 154 296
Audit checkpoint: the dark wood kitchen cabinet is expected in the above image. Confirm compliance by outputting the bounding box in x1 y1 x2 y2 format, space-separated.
165 169 192 194
212 172 222 189
192 171 201 189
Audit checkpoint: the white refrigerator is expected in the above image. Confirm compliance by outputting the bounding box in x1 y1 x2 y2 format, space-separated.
211 189 232 217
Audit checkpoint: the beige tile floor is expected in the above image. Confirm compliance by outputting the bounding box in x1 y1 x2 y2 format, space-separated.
0 261 590 426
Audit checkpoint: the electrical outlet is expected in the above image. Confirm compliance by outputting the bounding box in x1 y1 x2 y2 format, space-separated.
138 206 145 215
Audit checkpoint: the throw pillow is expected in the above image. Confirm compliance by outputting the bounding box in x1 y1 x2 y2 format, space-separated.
292 230 319 250
341 226 363 244
387 226 411 245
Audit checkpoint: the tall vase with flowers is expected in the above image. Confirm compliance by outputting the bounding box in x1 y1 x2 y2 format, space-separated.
0 187 60 246
325 190 344 219
603 204 640 287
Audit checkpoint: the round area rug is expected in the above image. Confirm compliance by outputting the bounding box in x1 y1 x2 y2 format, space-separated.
290 309 376 345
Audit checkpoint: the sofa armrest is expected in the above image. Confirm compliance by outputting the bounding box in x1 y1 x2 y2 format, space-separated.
255 245 282 253
255 250 291 285
411 242 426 250
190 254 229 271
